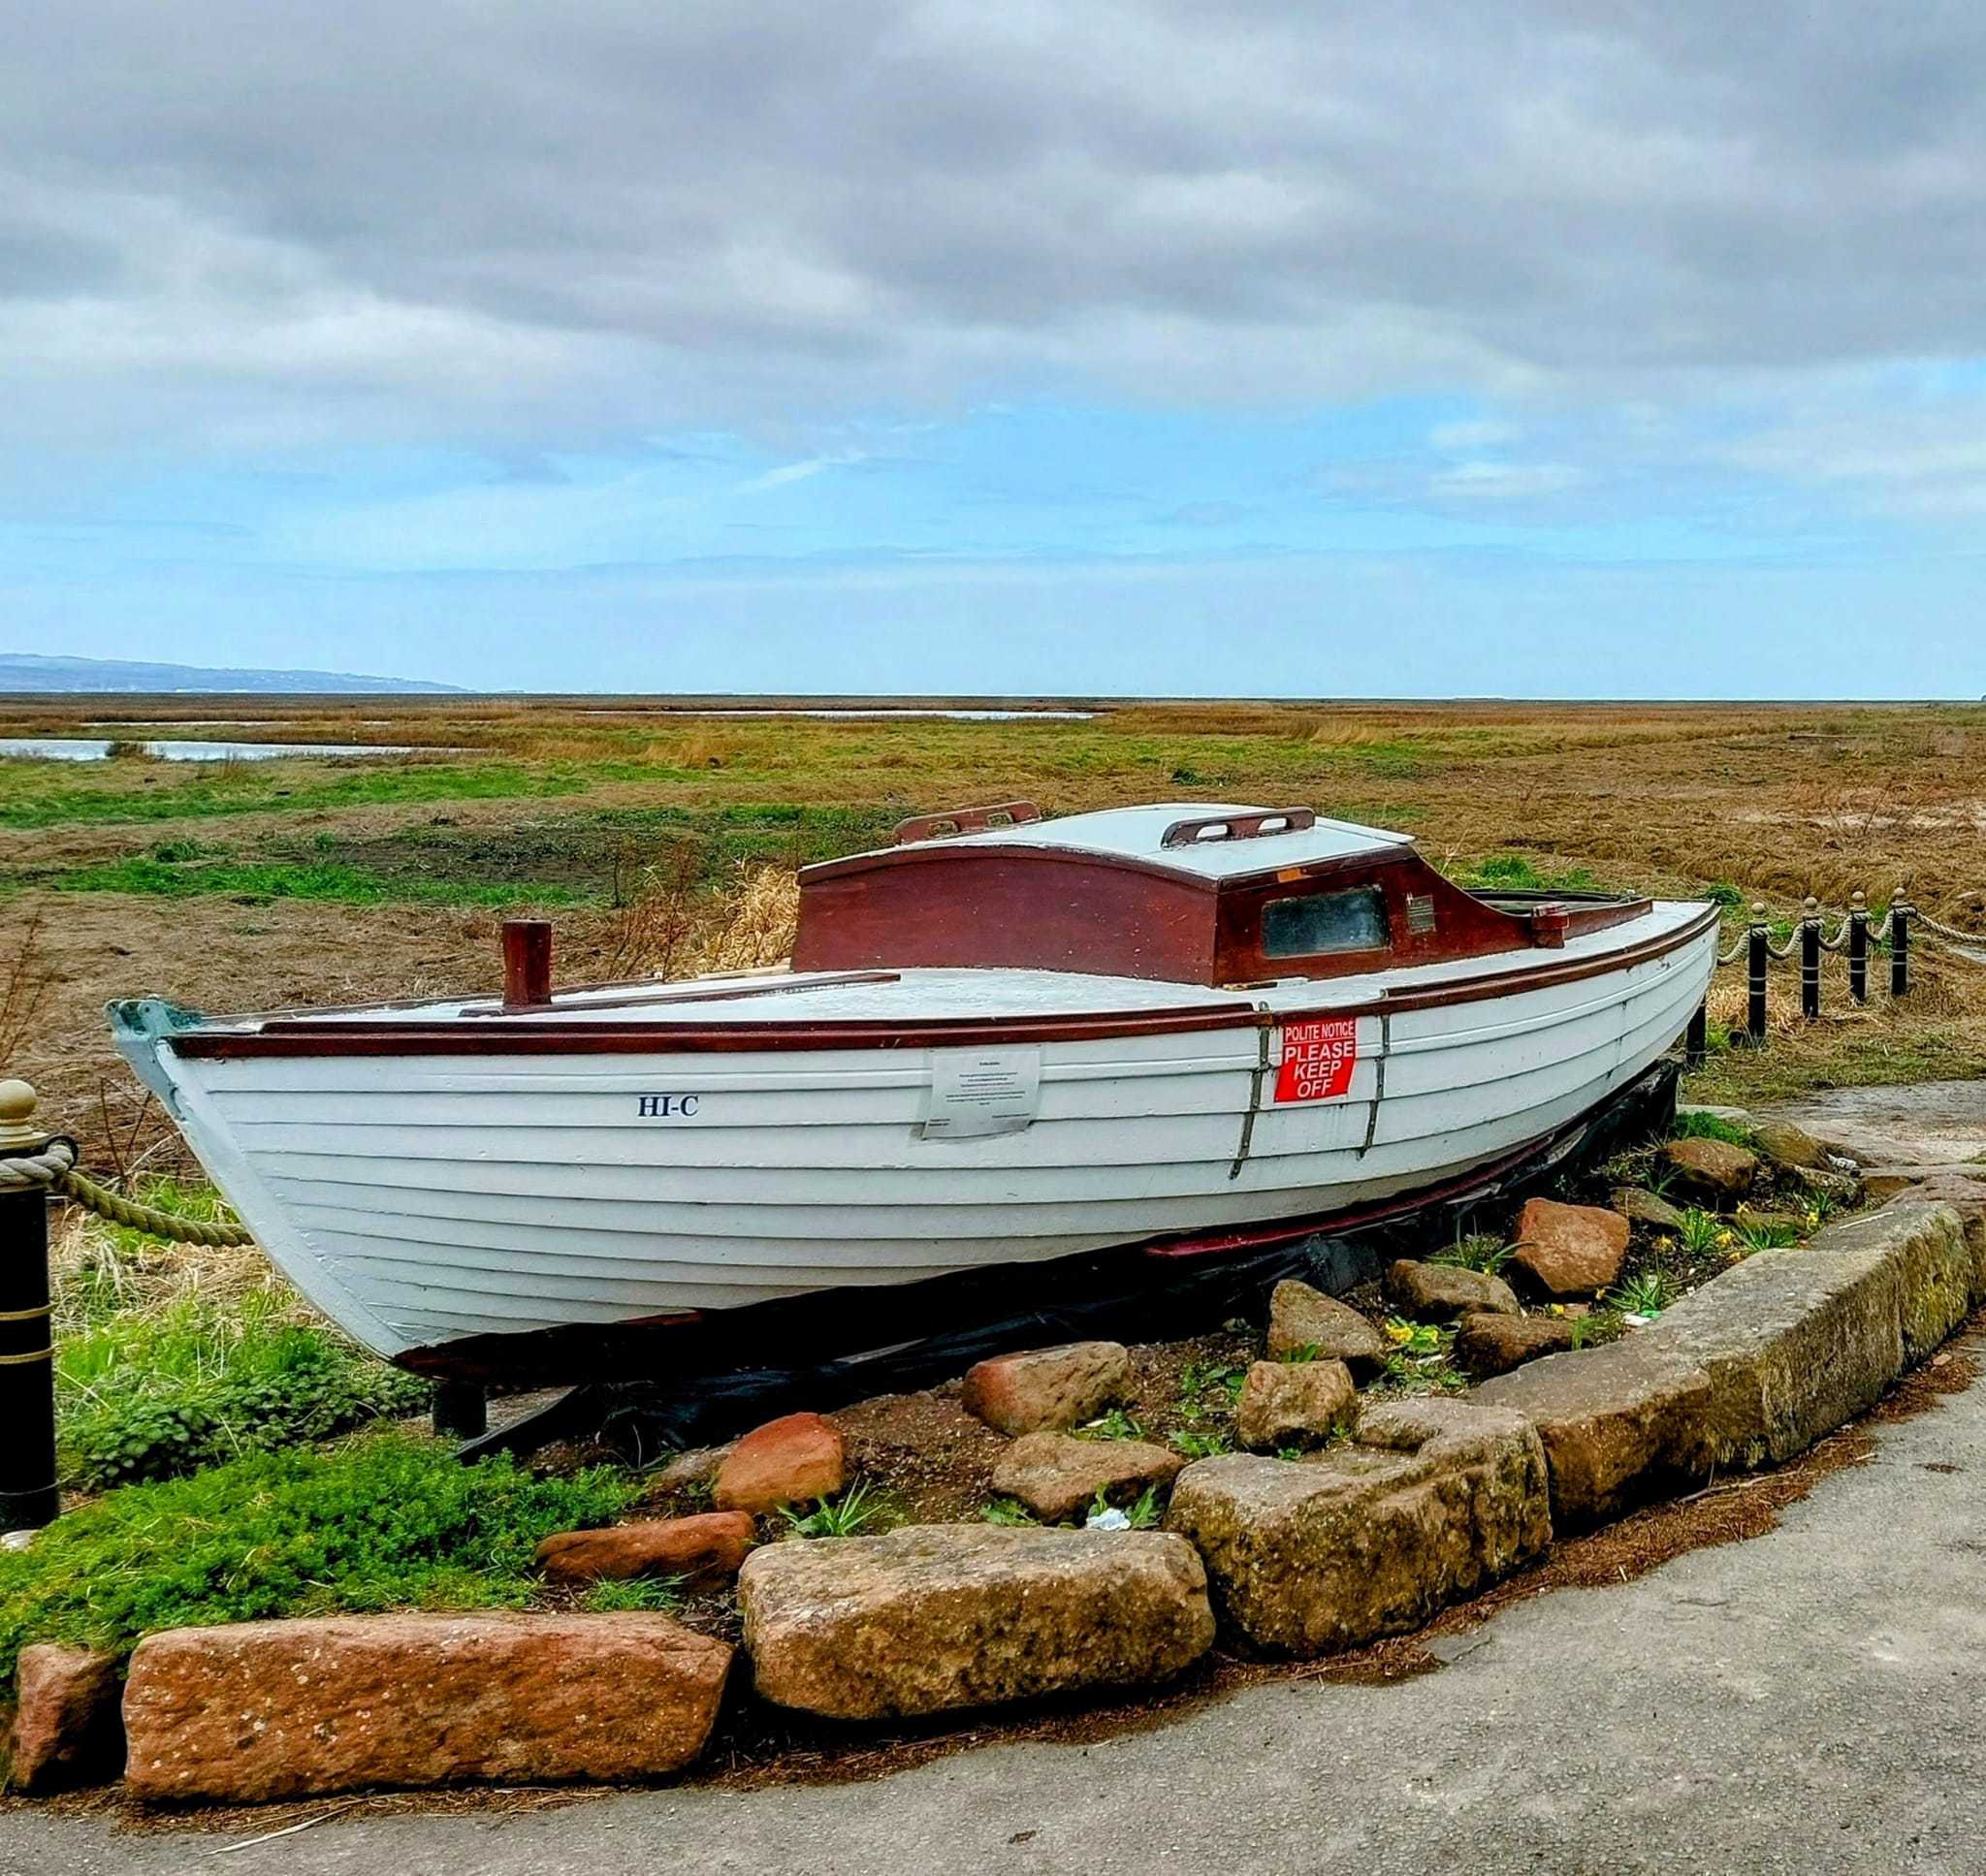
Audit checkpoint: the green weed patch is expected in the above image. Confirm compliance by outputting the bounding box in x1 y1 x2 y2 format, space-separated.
0 1433 635 1681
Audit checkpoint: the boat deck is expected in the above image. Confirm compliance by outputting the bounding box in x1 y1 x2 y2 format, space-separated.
232 899 1709 1032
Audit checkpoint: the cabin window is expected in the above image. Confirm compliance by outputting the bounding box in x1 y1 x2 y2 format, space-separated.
1262 887 1390 959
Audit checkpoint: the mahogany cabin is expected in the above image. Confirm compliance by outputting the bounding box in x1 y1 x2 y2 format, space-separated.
792 801 1650 988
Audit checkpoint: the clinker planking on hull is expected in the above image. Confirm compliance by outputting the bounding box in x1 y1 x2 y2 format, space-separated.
110 801 1718 1381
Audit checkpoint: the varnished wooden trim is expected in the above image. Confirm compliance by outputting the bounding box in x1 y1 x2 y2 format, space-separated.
172 906 1718 1060
461 969 901 1018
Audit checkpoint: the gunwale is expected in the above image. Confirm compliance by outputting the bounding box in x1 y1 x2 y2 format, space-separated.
171 903 1718 1059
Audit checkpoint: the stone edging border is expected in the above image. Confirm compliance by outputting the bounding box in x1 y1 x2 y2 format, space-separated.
8 1179 1984 1803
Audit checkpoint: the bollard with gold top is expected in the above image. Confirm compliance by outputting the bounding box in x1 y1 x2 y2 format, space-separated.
0 1077 59 1530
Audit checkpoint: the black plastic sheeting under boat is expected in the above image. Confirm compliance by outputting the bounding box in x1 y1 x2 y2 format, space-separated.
464 1058 1680 1464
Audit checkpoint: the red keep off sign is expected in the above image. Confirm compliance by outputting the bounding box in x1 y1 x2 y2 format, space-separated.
1274 1016 1359 1102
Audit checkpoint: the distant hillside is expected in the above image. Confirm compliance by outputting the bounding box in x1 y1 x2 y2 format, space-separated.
0 653 462 694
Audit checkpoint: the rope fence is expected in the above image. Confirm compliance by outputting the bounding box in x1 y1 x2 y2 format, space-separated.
0 1131 253 1246
1697 880 1986 1057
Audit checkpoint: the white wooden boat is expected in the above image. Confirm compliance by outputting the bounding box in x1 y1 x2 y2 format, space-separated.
111 802 1717 1381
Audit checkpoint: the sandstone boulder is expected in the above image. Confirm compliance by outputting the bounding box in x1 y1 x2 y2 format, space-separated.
737 1525 1214 1719
1613 1187 1687 1233
122 1612 731 1802
535 1510 755 1588
714 1413 846 1513
1663 1137 1758 1202
960 1342 1131 1436
1454 1311 1577 1379
1386 1259 1521 1320
1751 1118 1832 1172
1734 1206 1807 1237
9 1644 123 1794
1265 1280 1388 1373
651 1444 730 1496
1166 1398 1551 1656
1508 1198 1630 1298
988 1431 1185 1523
1233 1358 1357 1451
1474 1337 1714 1526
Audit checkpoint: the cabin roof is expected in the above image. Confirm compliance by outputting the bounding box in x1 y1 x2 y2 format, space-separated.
899 802 1411 881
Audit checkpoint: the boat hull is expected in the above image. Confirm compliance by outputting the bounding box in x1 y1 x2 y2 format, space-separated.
130 916 1718 1380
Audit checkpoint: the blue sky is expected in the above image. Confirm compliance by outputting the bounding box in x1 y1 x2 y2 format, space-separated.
6 5 1986 696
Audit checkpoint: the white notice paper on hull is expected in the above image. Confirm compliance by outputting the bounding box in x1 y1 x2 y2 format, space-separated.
920 1047 1043 1138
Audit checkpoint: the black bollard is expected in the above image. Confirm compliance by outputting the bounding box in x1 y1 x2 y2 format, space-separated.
1892 887 1910 999
0 1079 59 1531
1847 890 1868 1004
1685 1002 1709 1068
1800 897 1821 1021
433 1380 488 1442
1746 906 1770 1046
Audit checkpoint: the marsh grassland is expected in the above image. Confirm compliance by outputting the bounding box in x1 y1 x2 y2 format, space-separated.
5 694 1983 1149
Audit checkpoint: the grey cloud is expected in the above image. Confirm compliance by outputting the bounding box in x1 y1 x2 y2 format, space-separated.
5 1 1986 442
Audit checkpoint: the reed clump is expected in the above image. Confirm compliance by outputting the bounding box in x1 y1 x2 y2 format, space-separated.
606 852 800 980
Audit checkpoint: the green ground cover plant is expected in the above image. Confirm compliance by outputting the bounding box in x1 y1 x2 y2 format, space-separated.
1672 1110 1757 1148
53 1185 430 1489
0 1432 635 1681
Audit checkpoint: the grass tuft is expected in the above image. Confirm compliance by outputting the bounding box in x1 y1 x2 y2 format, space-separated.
1672 1111 1756 1149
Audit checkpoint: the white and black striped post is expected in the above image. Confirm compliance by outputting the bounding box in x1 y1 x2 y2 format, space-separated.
0 1079 59 1532
1746 904 1770 1045
1800 896 1822 1021
1847 889 1869 1004
1892 880 1911 999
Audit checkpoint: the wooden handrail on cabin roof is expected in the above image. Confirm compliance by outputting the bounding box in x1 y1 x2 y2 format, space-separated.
1160 808 1316 848
894 801 1043 844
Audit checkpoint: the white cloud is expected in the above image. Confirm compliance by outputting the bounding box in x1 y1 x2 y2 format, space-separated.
1428 460 1585 501
5 2 1986 456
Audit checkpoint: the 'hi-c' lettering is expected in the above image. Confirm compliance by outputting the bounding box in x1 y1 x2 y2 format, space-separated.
636 1094 700 1119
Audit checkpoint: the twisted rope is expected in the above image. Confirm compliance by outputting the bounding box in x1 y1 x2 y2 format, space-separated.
1715 930 1746 966
1870 907 1896 944
0 1137 253 1246
1817 917 1855 954
0 1136 78 1192
1762 932 1799 961
1911 907 1986 946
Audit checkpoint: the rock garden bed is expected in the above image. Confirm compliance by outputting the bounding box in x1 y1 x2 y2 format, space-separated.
6 1103 1985 1808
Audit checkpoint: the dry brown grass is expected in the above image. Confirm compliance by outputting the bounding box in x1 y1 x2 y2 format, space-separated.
606 857 800 980
0 908 50 1064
